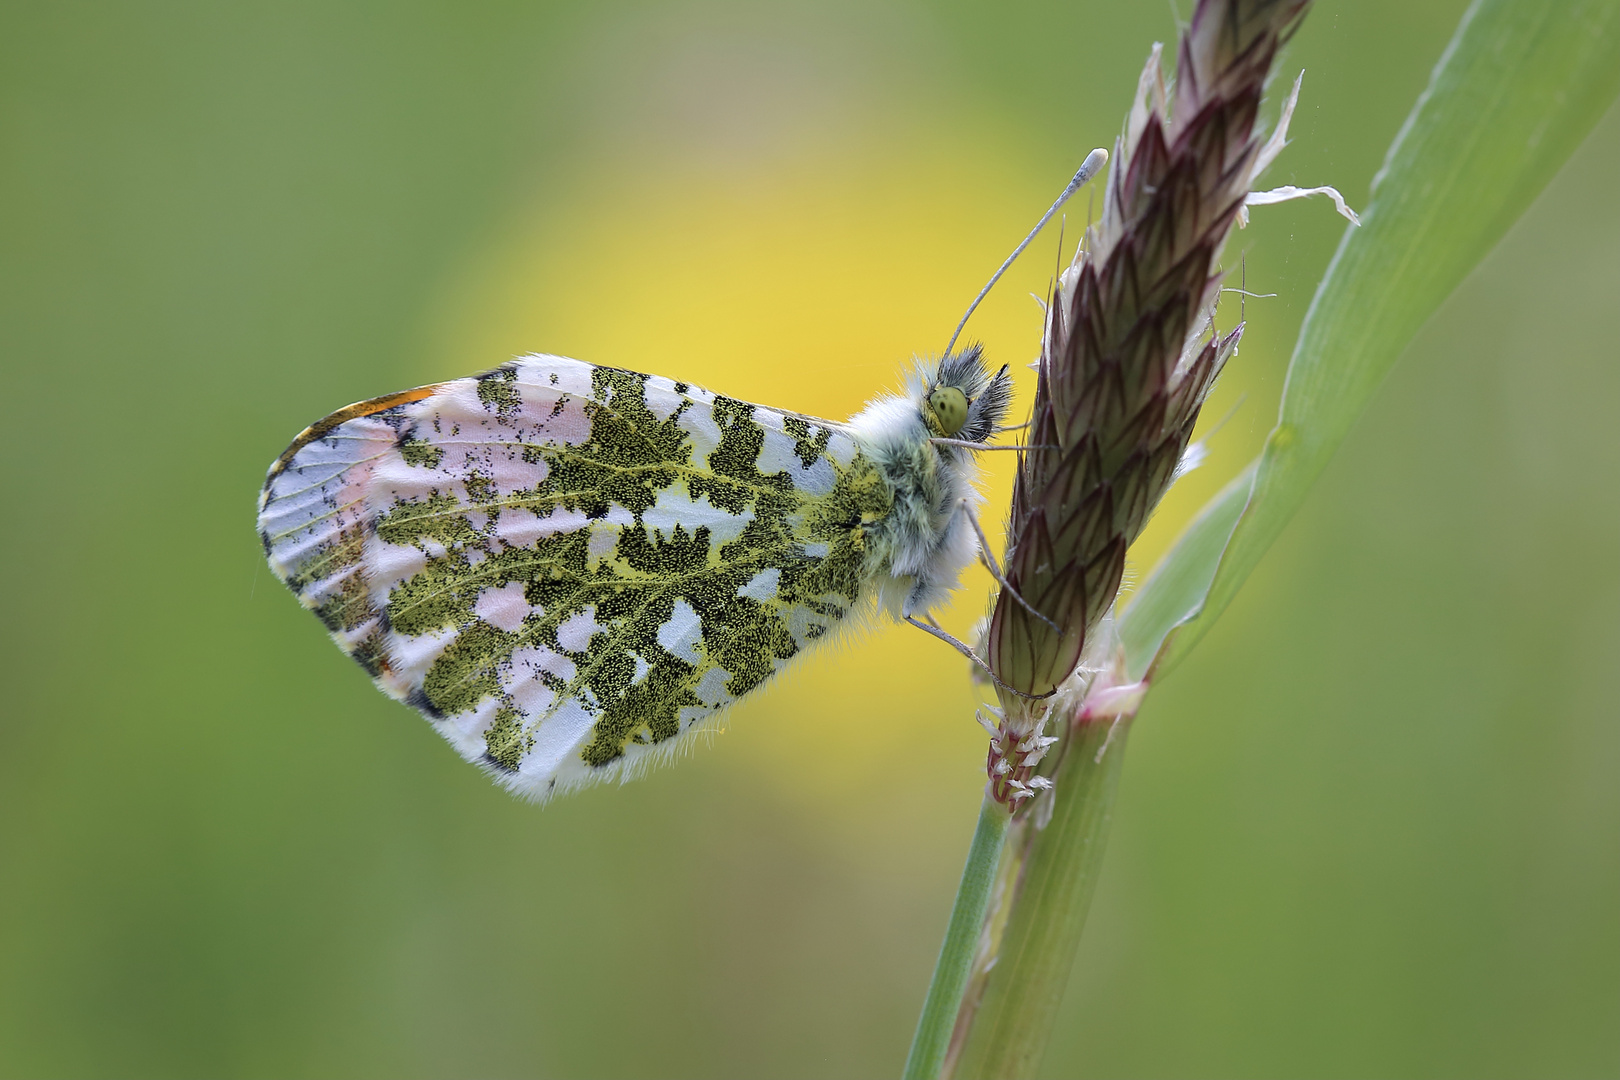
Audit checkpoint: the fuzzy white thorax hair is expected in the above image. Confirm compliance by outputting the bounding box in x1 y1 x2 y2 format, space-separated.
843 371 988 622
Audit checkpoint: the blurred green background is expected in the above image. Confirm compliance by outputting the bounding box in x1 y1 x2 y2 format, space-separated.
2 1 1615 1076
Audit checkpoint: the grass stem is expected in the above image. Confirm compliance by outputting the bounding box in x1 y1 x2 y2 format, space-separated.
902 797 1011 1080
948 717 1131 1079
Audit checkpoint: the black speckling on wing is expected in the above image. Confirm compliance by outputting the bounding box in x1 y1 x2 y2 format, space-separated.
257 354 893 799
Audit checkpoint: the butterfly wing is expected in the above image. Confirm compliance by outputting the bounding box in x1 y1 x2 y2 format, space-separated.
258 355 889 798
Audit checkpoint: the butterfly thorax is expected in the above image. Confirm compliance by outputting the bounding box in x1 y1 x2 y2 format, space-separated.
845 393 981 620
846 345 1013 619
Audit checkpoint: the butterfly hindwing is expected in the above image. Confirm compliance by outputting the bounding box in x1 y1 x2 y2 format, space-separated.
259 355 891 798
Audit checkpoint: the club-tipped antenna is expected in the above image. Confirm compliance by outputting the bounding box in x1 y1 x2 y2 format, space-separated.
943 146 1108 358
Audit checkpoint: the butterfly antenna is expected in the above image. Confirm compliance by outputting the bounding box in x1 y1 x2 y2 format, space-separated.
943 147 1109 358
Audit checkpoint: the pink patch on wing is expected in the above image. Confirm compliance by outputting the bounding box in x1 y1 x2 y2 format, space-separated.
530 394 593 446
474 581 534 633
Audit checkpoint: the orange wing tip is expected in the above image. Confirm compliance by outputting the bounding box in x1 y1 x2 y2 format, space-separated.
265 383 445 482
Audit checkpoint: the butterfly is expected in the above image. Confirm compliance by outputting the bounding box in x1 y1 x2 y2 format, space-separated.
258 350 1013 799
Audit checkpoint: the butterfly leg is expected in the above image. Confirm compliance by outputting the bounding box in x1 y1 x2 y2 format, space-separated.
903 613 984 667
902 614 1051 701
960 500 1062 636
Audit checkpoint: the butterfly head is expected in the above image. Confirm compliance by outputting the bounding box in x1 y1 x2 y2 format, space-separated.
922 344 1013 442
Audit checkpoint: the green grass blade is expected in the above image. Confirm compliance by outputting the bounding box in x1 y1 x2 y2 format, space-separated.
1132 0 1620 682
1117 463 1255 683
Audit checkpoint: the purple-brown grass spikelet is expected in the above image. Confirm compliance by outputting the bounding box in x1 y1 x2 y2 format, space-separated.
984 0 1311 804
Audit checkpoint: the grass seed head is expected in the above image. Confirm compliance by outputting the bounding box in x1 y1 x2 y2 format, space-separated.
987 0 1311 723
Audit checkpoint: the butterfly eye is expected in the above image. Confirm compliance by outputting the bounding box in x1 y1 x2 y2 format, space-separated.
928 386 969 436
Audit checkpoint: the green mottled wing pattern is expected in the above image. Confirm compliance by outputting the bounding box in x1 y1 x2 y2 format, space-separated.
258 355 891 798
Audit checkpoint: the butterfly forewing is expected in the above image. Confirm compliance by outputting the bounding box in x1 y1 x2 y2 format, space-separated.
258 356 891 798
